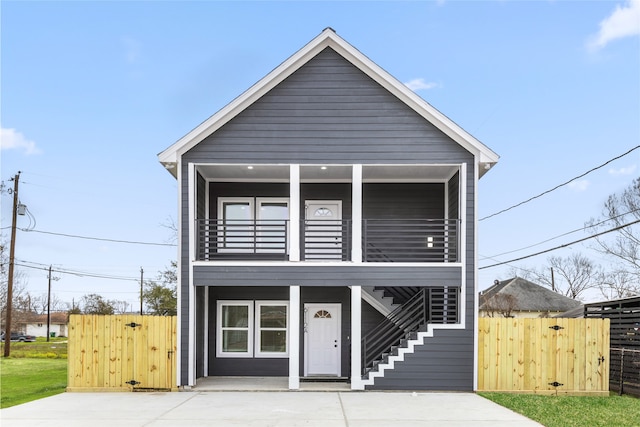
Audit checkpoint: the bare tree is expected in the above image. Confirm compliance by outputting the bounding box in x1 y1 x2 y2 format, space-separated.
599 269 640 300
588 177 640 273
482 294 517 318
528 253 603 300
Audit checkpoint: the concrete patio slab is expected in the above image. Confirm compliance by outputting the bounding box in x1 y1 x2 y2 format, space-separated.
0 391 543 427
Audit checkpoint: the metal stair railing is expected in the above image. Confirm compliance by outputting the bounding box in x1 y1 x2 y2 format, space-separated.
361 288 430 375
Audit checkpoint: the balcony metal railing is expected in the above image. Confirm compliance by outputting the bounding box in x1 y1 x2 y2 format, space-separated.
195 218 460 262
196 219 289 261
301 219 352 261
363 219 460 263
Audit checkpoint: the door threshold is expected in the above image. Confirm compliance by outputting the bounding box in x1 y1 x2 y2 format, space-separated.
301 376 349 382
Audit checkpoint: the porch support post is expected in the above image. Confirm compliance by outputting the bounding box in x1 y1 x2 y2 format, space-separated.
289 165 300 262
350 285 364 390
289 285 300 390
187 162 196 387
352 164 363 263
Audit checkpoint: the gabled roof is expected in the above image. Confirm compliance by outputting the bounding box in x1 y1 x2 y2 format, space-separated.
479 277 583 313
25 312 69 324
158 28 499 177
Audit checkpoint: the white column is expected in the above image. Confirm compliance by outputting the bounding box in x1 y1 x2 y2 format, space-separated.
187 162 196 386
352 164 363 263
289 285 300 390
289 165 300 262
350 285 364 390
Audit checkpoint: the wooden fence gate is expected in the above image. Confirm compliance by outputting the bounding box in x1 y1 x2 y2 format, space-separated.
478 318 610 395
67 314 177 391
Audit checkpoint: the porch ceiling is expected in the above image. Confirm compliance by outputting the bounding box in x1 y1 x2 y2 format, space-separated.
197 164 459 182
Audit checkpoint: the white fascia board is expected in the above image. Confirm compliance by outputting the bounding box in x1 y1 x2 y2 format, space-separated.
158 29 337 166
331 44 499 168
158 28 499 173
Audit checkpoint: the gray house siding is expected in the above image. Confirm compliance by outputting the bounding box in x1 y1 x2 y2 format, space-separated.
178 46 478 387
193 265 463 287
183 48 473 165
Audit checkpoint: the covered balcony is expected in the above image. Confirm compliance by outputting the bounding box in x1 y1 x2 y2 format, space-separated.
191 164 465 264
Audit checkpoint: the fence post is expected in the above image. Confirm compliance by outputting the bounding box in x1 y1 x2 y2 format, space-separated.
619 348 625 396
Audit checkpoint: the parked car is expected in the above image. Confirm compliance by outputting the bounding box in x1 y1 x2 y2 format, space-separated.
0 331 36 342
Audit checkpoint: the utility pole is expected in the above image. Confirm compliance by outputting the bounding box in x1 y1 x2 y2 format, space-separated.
551 267 556 292
140 267 144 315
45 266 59 342
4 172 20 358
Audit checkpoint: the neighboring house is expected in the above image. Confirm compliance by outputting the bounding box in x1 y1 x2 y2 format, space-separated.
158 28 499 391
25 312 69 337
479 277 582 318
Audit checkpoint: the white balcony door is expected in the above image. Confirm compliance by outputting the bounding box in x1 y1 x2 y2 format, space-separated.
304 200 342 260
304 303 341 376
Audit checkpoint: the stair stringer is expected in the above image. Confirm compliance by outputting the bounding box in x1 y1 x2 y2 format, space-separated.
361 325 434 387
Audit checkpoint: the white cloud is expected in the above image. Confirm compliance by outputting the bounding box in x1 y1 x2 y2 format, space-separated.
568 179 590 192
609 164 637 175
587 0 640 51
0 128 42 155
404 78 439 91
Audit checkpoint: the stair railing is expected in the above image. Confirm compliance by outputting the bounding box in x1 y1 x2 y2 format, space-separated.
361 288 430 374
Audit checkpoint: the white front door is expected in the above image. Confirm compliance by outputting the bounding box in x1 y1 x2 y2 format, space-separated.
304 201 343 260
304 303 341 376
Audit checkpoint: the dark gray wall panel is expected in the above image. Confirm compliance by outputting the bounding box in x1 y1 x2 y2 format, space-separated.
193 265 462 287
363 183 444 219
367 328 474 391
183 48 474 165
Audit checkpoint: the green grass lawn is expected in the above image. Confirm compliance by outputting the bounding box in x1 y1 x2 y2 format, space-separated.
0 338 68 408
0 358 67 408
479 392 640 427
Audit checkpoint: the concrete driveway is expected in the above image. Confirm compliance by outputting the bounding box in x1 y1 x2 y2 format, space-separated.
0 391 543 426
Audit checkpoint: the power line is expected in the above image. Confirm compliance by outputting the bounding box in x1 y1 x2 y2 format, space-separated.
479 218 640 270
19 228 176 247
480 207 640 260
479 145 640 221
15 261 140 282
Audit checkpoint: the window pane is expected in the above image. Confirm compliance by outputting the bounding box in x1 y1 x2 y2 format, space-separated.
260 330 286 353
259 203 288 220
222 330 248 352
222 305 248 327
224 203 252 220
260 305 287 328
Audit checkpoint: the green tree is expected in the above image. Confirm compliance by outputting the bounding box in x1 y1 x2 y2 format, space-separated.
81 293 116 315
143 262 177 316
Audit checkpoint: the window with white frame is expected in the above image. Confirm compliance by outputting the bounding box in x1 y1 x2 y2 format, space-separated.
217 300 289 358
217 301 253 357
218 198 289 253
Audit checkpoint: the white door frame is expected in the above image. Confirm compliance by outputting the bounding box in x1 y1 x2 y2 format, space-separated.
303 303 341 377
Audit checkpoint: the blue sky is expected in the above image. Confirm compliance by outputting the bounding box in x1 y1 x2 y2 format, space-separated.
2 0 639 309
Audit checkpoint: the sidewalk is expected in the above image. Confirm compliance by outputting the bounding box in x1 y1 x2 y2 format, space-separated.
0 391 543 426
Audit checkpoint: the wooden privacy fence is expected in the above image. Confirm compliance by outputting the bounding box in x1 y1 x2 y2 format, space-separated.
67 315 177 391
478 318 610 395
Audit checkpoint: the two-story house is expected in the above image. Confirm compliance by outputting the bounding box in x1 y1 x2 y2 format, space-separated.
158 28 498 391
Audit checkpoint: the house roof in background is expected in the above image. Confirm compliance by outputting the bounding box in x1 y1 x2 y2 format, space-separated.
25 312 69 324
158 27 499 177
479 277 582 312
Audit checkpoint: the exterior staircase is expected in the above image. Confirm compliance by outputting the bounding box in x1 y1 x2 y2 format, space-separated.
360 287 459 387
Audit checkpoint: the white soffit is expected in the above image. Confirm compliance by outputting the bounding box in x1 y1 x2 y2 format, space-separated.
158 28 499 174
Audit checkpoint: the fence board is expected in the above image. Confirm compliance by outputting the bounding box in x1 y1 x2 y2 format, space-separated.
68 315 177 391
478 318 609 395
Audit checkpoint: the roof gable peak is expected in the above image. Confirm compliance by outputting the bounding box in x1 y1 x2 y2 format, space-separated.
158 28 499 176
